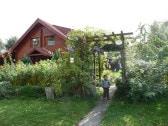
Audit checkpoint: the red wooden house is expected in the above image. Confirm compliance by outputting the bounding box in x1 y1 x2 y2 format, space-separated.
10 18 71 63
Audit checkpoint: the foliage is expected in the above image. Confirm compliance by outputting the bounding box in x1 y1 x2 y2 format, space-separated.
104 51 121 71
51 48 61 61
5 36 18 49
116 20 168 102
133 21 168 61
0 81 11 98
0 38 5 51
59 28 106 96
22 56 33 64
101 99 168 126
54 51 96 96
0 51 14 65
115 78 130 98
135 23 149 43
0 60 61 95
158 45 168 61
134 42 158 61
149 21 168 44
102 43 122 51
13 85 45 99
126 60 167 102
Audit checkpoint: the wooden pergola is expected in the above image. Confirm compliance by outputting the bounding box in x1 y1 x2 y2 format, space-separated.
84 31 133 82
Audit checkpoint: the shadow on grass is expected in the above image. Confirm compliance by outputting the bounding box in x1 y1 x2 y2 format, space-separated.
101 99 168 126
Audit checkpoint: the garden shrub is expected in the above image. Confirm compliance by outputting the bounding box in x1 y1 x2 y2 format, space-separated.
54 54 96 96
51 48 61 61
15 85 45 98
126 78 166 102
116 59 168 102
115 78 130 98
127 60 167 102
0 59 63 97
0 60 58 86
22 56 33 64
0 55 96 97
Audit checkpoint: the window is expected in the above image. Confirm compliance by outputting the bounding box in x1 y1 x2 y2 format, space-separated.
32 38 40 47
47 36 55 46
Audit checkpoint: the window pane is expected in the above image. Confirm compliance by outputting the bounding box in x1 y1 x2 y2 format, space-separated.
47 36 55 45
32 38 40 47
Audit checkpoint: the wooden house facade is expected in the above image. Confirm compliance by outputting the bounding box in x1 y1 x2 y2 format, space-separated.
10 18 71 63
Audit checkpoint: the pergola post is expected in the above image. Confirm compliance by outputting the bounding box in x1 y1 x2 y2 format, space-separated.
120 31 126 82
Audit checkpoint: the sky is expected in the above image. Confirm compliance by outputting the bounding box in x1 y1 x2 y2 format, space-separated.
0 0 168 42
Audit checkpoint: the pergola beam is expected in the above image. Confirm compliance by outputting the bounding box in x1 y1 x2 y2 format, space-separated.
85 32 133 42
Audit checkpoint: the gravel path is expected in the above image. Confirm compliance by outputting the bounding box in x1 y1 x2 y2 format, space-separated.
78 85 117 126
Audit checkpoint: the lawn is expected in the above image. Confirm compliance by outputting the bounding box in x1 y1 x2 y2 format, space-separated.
0 97 98 126
101 99 168 126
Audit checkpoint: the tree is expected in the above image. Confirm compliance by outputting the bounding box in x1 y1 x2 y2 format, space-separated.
133 21 168 61
121 20 168 102
135 23 149 43
0 38 5 51
148 21 168 48
5 36 18 49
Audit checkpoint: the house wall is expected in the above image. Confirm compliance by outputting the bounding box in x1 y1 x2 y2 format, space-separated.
42 27 66 52
14 25 66 61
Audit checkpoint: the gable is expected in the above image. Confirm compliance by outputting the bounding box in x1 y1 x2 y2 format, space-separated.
27 47 51 57
11 18 71 51
30 50 41 55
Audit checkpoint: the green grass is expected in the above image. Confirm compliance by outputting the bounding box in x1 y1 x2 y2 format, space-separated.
0 97 98 126
101 99 168 126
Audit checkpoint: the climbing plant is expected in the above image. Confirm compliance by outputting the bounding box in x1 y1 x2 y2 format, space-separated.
54 28 106 96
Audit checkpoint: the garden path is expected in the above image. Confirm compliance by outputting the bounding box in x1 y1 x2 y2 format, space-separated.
78 85 117 126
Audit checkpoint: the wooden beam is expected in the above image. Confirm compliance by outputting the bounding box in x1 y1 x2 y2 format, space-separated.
120 31 127 82
104 32 133 37
85 32 133 42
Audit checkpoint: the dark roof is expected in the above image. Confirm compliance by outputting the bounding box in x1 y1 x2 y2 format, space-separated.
53 25 71 35
26 47 52 57
11 18 71 51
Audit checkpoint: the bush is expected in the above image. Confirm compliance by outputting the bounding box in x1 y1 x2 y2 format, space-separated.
0 60 58 86
115 78 130 99
116 60 168 102
126 79 167 102
55 56 96 96
0 57 96 97
22 56 33 64
14 85 45 99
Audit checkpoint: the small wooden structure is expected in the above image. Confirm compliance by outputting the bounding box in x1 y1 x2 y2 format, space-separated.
84 31 133 82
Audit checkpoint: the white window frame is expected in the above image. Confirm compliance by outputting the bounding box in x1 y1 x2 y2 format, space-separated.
47 36 55 46
32 38 40 47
